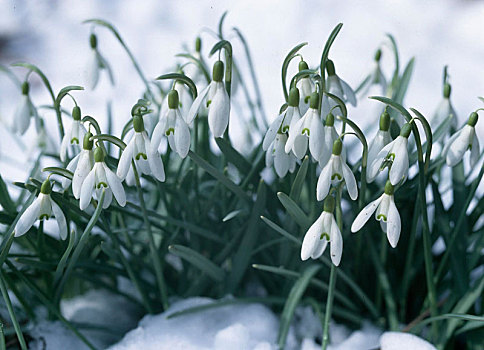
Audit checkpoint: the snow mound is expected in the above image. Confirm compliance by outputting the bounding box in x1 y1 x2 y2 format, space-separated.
380 332 437 350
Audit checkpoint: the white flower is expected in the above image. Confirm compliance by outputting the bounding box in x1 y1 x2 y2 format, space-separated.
318 112 342 167
322 60 356 116
12 82 38 135
366 111 392 181
151 90 191 158
296 60 314 115
80 147 126 210
60 107 87 162
15 180 67 240
351 181 401 248
316 139 358 201
430 83 457 140
118 115 165 182
358 49 387 96
368 123 411 186
442 112 480 167
62 132 94 199
285 92 324 160
187 60 230 138
85 34 114 90
301 196 342 266
265 133 297 178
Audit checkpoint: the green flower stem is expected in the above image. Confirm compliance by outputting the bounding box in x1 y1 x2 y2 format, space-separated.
131 161 169 310
281 42 308 101
319 23 343 94
0 271 27 350
209 40 233 97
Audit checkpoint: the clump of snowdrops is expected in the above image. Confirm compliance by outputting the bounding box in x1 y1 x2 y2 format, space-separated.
0 14 482 350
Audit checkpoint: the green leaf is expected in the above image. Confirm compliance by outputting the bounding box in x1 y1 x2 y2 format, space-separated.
54 85 84 111
91 134 126 150
42 167 73 180
156 72 198 99
53 229 77 286
215 138 251 174
176 53 211 83
0 272 27 350
319 23 343 91
392 57 415 104
222 209 246 222
0 174 15 214
277 192 311 229
260 216 300 245
168 244 225 282
289 156 309 201
386 33 400 90
277 264 321 348
0 64 21 87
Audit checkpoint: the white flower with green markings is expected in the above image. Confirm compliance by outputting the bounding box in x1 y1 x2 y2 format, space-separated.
358 49 387 96
80 147 126 210
316 139 358 201
60 106 87 162
443 112 480 167
187 60 230 138
366 110 392 182
301 196 343 266
296 60 314 115
15 179 67 240
430 83 457 140
318 112 342 167
12 81 38 135
322 60 356 117
118 114 165 182
351 181 401 248
86 34 114 90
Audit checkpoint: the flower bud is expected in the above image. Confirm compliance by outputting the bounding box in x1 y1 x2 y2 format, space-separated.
325 60 336 76
374 49 382 62
195 37 202 53
399 123 412 138
72 106 81 121
325 113 334 127
94 147 104 162
332 138 343 156
323 195 335 212
384 180 394 195
379 110 390 131
288 87 300 107
21 81 29 95
133 114 144 132
83 132 93 150
298 60 309 71
309 92 319 109
212 60 224 82
443 83 451 99
40 179 52 195
168 90 179 109
467 112 478 127
90 34 97 49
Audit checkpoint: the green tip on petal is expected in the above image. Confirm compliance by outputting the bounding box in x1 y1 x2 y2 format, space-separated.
323 195 335 213
288 87 300 107
21 81 29 95
399 123 412 138
195 37 202 53
325 59 336 76
168 90 180 109
384 180 394 195
72 106 81 121
374 49 382 62
40 179 52 195
298 60 309 72
468 112 478 127
379 110 390 131
325 113 334 127
133 115 144 132
94 147 104 162
309 92 319 109
90 33 97 49
332 138 343 155
83 132 93 150
212 60 224 82
443 83 451 99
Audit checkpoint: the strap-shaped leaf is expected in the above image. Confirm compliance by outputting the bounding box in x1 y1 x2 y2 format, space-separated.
169 244 225 282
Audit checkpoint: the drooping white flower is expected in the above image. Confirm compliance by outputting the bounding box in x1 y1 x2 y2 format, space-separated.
296 60 314 115
85 34 114 90
187 60 230 138
80 147 126 210
151 90 191 158
15 180 67 240
316 139 358 201
12 81 38 135
118 115 165 182
368 123 411 185
357 49 387 97
301 196 342 266
285 92 324 160
442 112 480 167
318 112 342 167
366 111 392 179
60 106 87 162
322 60 357 117
430 83 458 140
265 133 297 178
351 181 401 248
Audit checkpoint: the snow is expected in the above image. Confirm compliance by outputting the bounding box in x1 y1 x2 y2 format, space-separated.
380 332 437 350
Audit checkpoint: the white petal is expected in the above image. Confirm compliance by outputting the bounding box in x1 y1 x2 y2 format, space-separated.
86 49 100 90
208 84 230 138
14 96 31 135
100 187 113 209
285 116 304 154
341 160 358 200
117 138 135 180
351 195 384 232
316 161 332 201
51 199 67 240
59 133 70 162
186 83 211 124
301 213 324 261
274 135 290 177
389 138 409 185
329 216 343 266
62 154 80 189
175 112 191 158
104 163 126 207
386 196 401 248
73 150 93 199
15 197 41 237
446 125 472 167
263 113 284 151
470 132 480 168
442 129 461 159
308 111 324 161
367 140 394 182
150 112 168 154
80 168 96 210
340 78 357 106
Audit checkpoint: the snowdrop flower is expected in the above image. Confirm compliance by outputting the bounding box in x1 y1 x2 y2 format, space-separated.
151 90 190 158
357 49 387 96
118 114 165 182
12 81 38 135
187 60 230 138
317 139 358 201
443 112 480 167
160 81 194 123
60 106 87 162
430 83 457 140
368 123 411 186
301 196 342 266
366 110 392 182
80 147 126 210
265 133 296 178
351 181 401 248
62 132 94 199
86 34 114 90
15 179 67 240
322 60 357 117
296 60 314 115
285 92 324 160
318 112 342 167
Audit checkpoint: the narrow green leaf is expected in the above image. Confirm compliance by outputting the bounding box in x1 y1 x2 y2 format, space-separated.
222 209 246 222
0 174 15 214
168 244 225 282
156 72 198 99
42 166 73 180
260 216 300 245
215 138 251 174
277 192 311 228
319 23 343 91
0 272 27 350
393 58 415 104
54 229 76 286
289 156 309 201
